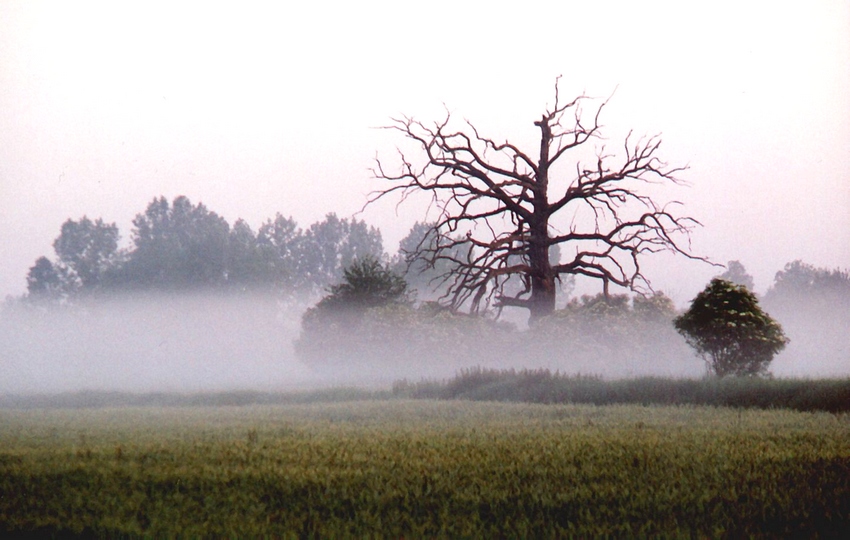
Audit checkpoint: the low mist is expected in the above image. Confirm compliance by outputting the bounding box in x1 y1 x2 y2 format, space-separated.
1 291 307 394
0 289 846 396
763 302 850 378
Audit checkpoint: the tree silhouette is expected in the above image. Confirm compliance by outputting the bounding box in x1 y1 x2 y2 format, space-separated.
717 260 755 292
122 196 230 288
295 257 411 364
371 79 706 320
675 279 788 377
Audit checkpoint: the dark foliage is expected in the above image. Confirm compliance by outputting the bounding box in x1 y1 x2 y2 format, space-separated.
295 257 415 364
675 279 788 377
317 256 410 312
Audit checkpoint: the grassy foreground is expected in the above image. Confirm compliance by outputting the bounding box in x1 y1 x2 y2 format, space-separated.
1 401 848 537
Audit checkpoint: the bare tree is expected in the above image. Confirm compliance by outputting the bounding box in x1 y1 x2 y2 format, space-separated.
370 79 707 321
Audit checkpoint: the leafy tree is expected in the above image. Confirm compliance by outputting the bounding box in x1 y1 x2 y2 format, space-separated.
530 291 689 377
717 260 755 292
122 196 230 288
295 257 411 364
52 216 122 289
257 213 304 289
24 217 121 300
318 257 410 311
371 78 706 320
26 257 69 300
674 279 788 377
298 213 384 293
764 260 850 307
225 219 264 287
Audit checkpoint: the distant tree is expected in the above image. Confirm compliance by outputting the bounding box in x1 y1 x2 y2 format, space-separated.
295 257 411 364
763 260 850 307
298 213 384 293
52 217 122 289
528 291 689 377
225 219 265 287
675 279 788 377
370 78 706 321
394 221 465 301
21 198 393 302
121 196 230 288
26 256 69 300
760 260 849 376
256 213 304 289
717 260 755 292
25 217 122 300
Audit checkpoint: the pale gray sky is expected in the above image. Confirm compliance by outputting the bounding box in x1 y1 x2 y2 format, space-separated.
1 0 848 302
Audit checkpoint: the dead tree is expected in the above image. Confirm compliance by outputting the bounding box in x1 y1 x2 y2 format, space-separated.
370 79 707 321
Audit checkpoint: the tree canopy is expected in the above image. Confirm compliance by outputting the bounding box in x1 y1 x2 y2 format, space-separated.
764 260 850 307
24 197 384 301
294 257 415 366
675 279 788 377
716 260 755 292
313 256 411 313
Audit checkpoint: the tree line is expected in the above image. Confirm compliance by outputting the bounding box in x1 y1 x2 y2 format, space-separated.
22 192 849 379
25 195 388 301
295 253 847 378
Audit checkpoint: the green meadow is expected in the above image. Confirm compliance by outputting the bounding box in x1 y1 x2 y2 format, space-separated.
1 400 848 537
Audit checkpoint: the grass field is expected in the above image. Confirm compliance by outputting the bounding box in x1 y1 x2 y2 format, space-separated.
1 400 849 537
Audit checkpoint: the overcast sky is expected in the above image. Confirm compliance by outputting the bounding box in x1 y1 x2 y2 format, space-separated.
1 1 848 303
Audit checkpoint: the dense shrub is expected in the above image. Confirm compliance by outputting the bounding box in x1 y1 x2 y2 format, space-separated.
675 279 788 377
527 292 694 378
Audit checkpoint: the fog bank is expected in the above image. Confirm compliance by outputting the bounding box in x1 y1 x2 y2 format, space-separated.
0 291 846 396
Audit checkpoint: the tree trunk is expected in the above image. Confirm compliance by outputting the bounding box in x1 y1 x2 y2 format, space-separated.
528 115 557 322
528 240 556 321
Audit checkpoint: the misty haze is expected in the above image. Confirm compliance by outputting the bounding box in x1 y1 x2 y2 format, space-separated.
1 254 847 395
1 3 848 536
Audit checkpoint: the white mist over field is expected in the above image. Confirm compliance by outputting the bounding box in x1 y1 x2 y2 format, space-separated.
1 290 846 396
0 292 305 394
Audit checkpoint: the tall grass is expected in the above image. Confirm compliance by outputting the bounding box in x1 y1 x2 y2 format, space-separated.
393 367 850 413
0 387 390 410
3 369 849 413
1 401 848 537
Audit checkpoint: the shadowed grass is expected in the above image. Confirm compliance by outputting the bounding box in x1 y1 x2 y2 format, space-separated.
393 368 850 413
